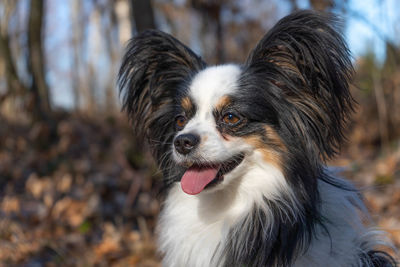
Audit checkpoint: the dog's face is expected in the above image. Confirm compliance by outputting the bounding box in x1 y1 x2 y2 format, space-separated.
172 65 247 165
173 65 253 194
119 11 354 195
172 65 287 195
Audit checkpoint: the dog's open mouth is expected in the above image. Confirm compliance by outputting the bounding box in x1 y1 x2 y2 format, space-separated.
180 153 245 195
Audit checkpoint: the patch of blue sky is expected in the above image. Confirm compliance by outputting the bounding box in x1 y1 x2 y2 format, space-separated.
345 0 399 63
45 0 74 108
45 0 398 108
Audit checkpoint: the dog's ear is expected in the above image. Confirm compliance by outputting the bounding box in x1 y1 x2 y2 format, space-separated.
245 10 354 159
118 30 206 143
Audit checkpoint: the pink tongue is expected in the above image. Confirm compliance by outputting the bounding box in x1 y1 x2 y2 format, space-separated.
181 166 220 195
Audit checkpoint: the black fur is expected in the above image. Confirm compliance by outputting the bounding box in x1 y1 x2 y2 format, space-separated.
219 11 355 266
245 11 355 160
202 11 351 266
223 198 315 267
362 250 398 267
118 30 206 187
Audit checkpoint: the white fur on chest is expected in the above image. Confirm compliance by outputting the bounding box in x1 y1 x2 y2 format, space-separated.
157 161 387 267
157 154 291 267
157 185 227 267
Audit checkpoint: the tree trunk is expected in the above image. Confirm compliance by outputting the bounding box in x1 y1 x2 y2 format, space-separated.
28 0 51 119
70 0 85 111
191 1 224 64
0 33 27 100
129 0 156 33
103 2 119 115
309 0 334 11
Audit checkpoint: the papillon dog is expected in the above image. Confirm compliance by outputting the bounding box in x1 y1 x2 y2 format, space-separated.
118 10 397 267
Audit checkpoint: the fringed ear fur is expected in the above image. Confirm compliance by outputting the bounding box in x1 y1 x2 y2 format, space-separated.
118 30 206 158
245 10 355 159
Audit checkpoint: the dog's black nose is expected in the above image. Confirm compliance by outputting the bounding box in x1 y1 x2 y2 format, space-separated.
174 133 200 155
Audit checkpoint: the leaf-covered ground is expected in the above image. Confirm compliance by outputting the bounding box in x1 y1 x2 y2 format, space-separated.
0 114 399 266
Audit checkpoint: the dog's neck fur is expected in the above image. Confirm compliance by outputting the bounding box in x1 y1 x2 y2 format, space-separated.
157 161 386 267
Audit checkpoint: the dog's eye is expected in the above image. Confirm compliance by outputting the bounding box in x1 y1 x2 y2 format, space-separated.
222 112 240 125
175 115 187 129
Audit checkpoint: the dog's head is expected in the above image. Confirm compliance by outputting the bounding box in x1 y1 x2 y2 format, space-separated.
119 11 354 195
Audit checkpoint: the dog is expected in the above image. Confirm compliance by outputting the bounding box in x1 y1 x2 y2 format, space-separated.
118 10 397 267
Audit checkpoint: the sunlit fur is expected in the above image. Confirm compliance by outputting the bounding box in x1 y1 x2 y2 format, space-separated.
119 10 397 267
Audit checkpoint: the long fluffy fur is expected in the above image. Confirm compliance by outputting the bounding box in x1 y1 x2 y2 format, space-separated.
119 10 397 267
119 30 206 187
244 11 354 159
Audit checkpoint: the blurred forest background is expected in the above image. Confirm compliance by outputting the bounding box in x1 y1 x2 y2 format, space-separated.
0 0 399 265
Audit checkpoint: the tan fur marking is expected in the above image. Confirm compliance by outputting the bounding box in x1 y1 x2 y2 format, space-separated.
244 127 286 171
264 126 287 152
215 95 232 111
199 135 208 148
181 97 193 111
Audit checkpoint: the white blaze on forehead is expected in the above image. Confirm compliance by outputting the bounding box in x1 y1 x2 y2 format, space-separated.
174 64 243 163
189 64 241 113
